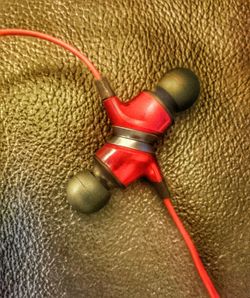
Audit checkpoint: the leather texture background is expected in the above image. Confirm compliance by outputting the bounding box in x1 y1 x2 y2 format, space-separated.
0 0 249 297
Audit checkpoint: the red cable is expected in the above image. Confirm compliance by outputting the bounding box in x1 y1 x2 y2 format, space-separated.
0 29 101 80
164 198 220 298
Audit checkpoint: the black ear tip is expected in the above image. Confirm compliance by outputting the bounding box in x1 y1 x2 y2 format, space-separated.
66 170 110 214
157 68 200 112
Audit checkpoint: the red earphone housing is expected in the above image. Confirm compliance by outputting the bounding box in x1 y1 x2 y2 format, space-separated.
103 92 172 134
96 92 172 186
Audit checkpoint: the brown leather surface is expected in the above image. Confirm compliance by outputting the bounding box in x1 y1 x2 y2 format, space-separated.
0 0 249 297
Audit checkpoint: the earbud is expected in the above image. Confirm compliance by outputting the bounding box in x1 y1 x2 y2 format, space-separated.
154 68 200 113
67 68 200 213
66 170 110 214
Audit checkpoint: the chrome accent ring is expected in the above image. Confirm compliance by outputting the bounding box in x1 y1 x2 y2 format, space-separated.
113 126 159 144
108 136 155 153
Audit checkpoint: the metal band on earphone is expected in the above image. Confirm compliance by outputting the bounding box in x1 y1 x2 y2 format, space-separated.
108 126 159 153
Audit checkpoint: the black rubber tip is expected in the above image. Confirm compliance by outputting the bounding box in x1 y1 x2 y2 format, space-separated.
66 170 111 214
155 68 200 112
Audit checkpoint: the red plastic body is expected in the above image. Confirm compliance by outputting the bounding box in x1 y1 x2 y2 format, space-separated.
96 92 172 186
103 92 171 134
96 143 163 186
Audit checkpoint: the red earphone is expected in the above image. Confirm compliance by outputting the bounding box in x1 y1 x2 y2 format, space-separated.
0 29 219 297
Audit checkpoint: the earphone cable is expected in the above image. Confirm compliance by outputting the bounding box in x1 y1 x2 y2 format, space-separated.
0 29 101 80
164 198 220 298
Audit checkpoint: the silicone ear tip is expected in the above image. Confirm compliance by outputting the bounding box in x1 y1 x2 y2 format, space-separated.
157 68 200 112
66 170 110 214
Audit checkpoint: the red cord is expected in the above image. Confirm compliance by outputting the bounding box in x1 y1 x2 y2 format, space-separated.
164 198 220 298
0 29 101 80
